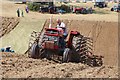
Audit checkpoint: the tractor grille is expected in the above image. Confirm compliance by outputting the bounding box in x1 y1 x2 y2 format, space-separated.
44 41 54 49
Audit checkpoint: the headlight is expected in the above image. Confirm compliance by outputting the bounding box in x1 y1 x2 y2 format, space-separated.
54 37 58 45
54 40 58 45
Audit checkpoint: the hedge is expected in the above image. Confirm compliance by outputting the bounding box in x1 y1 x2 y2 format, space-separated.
27 3 41 11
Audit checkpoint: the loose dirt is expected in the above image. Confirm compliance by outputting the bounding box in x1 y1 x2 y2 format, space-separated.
0 16 19 38
1 52 118 78
1 0 119 78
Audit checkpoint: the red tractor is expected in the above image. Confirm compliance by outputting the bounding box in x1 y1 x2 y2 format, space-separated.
28 28 82 62
73 7 85 14
28 27 103 66
73 7 93 14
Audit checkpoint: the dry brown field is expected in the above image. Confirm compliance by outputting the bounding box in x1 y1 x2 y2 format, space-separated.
0 0 119 78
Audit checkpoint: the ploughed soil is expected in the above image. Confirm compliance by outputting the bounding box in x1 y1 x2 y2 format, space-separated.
1 19 119 78
1 52 118 78
0 16 19 38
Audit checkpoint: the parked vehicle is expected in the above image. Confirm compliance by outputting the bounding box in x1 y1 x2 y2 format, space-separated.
111 4 120 12
57 9 66 14
39 6 56 14
73 7 93 14
94 2 107 8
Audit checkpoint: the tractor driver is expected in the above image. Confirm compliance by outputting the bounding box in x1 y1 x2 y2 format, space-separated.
56 19 68 38
56 19 67 48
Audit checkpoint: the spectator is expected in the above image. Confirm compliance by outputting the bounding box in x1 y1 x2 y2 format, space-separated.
73 6 76 13
86 7 89 13
39 7 42 12
70 6 73 12
1 48 5 52
17 8 20 17
89 7 93 14
25 6 29 13
0 46 15 53
21 10 24 17
5 46 11 52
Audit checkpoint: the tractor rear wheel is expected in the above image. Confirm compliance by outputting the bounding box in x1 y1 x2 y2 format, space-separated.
72 35 82 53
71 35 82 62
28 43 40 59
62 48 71 63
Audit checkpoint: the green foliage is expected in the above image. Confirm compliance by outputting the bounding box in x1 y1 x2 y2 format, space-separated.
60 5 71 13
93 10 109 14
27 3 71 13
27 3 41 11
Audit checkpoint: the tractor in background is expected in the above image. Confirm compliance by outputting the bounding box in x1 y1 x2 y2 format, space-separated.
73 7 93 14
94 2 107 8
39 6 56 14
111 4 120 12
38 2 56 14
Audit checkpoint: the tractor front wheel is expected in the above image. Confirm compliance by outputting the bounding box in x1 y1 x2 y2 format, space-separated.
28 43 40 59
62 48 71 63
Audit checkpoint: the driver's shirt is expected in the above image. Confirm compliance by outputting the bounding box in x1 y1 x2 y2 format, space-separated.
57 22 67 35
57 22 65 28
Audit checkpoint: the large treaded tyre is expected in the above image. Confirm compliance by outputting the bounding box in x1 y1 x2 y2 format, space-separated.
28 43 40 59
71 35 83 62
62 48 71 63
72 36 82 53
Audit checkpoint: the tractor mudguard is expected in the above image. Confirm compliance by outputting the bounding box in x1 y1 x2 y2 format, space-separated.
70 31 80 35
66 31 80 48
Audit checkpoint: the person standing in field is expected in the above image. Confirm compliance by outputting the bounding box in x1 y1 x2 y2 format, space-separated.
25 6 29 13
89 7 93 14
21 10 24 17
73 6 76 13
17 8 20 17
70 6 73 12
